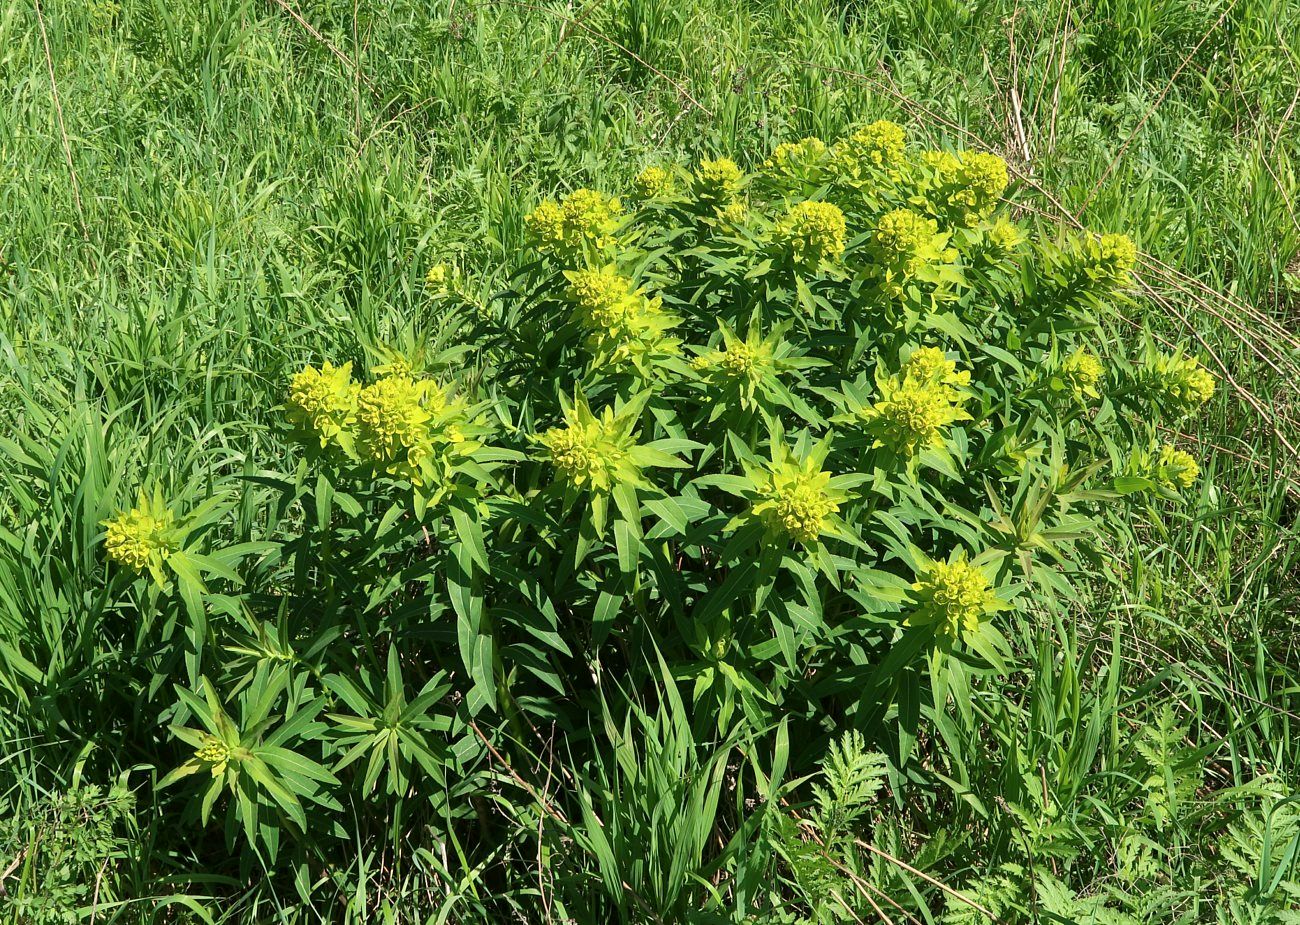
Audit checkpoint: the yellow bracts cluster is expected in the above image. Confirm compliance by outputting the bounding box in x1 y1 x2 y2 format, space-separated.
860 348 972 456
533 394 679 494
287 361 359 452
285 359 476 492
194 735 234 777
537 418 629 492
693 337 771 381
563 266 679 367
749 449 842 545
903 346 970 390
764 136 831 183
1126 441 1202 493
919 149 1010 226
1143 351 1216 417
526 188 624 258
831 119 907 184
908 554 1000 640
692 157 744 205
1156 444 1200 489
633 165 676 200
987 217 1027 255
356 375 445 483
103 494 178 574
774 200 847 265
869 208 951 298
1056 348 1105 403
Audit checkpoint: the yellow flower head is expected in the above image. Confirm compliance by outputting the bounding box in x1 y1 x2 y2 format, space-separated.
524 199 565 244
565 266 640 330
539 421 622 490
988 217 1026 254
425 263 449 292
534 396 659 493
869 208 951 299
195 734 232 776
633 165 676 200
287 361 359 449
908 553 998 640
833 120 907 181
525 188 623 257
1099 233 1137 273
356 375 442 482
694 336 774 382
764 137 831 182
1057 348 1104 402
955 151 1009 216
1182 365 1216 405
691 323 792 411
919 149 1009 225
749 448 841 545
564 266 679 367
872 208 940 263
920 149 962 182
1144 351 1216 417
692 157 744 204
774 200 847 265
1072 232 1138 289
103 497 178 573
903 346 970 390
715 199 749 226
716 340 766 378
861 373 971 457
1156 443 1200 489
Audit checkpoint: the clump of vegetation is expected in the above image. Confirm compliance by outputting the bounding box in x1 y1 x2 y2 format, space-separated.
2 0 1298 921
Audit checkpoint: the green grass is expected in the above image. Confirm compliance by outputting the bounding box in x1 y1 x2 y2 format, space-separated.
1 0 1298 921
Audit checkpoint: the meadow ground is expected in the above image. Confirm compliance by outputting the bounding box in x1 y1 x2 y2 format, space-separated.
1 0 1299 921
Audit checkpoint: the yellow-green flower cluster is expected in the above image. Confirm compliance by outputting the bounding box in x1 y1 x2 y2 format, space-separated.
987 217 1027 255
751 452 841 545
903 346 971 390
919 149 1009 226
355 375 447 483
103 497 178 573
715 200 749 227
565 266 640 330
1099 233 1137 272
525 188 623 258
691 324 791 410
694 338 770 381
563 266 679 366
1072 232 1138 289
1156 443 1200 489
831 119 907 184
633 165 675 200
764 137 831 183
920 149 961 181
195 735 233 776
1144 351 1216 417
535 398 651 493
861 350 972 456
538 422 624 491
1056 348 1104 402
869 209 949 298
774 200 847 265
287 361 360 451
692 157 744 205
286 357 476 491
864 379 968 455
425 263 450 293
1126 442 1202 493
955 151 1009 219
907 554 998 640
